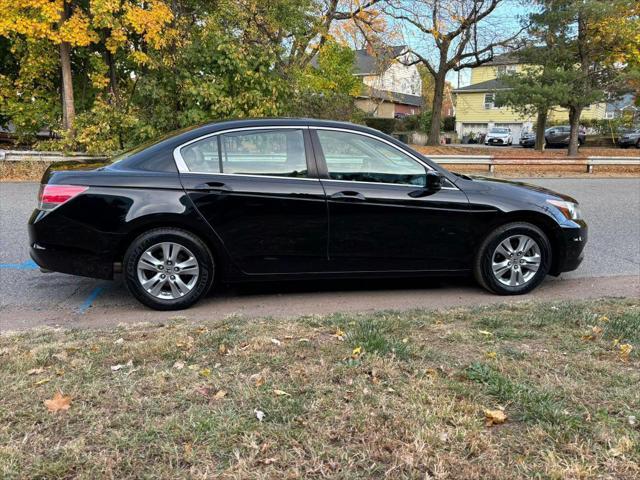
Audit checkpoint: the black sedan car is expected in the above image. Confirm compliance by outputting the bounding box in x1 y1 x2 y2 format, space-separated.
617 129 640 148
29 119 587 310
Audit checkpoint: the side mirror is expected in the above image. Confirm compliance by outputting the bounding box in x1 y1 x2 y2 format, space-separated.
425 170 442 192
409 171 442 198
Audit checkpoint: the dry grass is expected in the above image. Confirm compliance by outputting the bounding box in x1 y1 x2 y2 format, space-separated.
1 299 639 478
0 161 49 182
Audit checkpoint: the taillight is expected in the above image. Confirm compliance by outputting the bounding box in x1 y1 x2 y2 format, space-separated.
38 184 88 211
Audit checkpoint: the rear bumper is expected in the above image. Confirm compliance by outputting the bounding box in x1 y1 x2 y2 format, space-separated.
551 222 587 275
28 209 120 280
30 243 114 280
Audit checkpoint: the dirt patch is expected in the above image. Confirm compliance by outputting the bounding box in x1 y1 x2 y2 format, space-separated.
415 145 640 158
0 161 48 182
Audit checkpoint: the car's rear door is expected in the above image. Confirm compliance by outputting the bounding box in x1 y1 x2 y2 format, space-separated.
311 128 472 272
177 127 328 274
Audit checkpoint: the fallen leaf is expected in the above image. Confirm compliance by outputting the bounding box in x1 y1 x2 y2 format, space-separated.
218 344 227 355
27 368 45 375
173 361 185 370
199 368 212 378
273 389 291 397
270 338 282 346
44 392 72 413
333 327 345 340
260 457 277 465
619 344 633 362
478 330 493 336
114 338 124 345
351 346 362 359
254 409 266 422
485 351 497 359
298 338 310 343
484 408 507 426
581 325 603 341
34 378 51 386
213 389 227 400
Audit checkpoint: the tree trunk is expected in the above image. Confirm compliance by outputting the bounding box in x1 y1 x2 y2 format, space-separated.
105 48 119 101
427 72 446 146
59 4 75 136
567 106 583 157
535 110 547 152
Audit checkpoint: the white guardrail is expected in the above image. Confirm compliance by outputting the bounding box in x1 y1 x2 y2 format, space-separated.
1 150 638 173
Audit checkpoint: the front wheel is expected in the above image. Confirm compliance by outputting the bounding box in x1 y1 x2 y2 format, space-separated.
124 228 215 310
474 222 551 295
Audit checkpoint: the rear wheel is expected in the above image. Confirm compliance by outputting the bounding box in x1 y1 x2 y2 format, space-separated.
474 222 551 295
124 228 214 310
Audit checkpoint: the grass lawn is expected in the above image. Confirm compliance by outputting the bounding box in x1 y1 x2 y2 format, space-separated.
1 299 639 479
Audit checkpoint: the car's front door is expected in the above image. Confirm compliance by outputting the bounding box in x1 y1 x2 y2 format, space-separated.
311 128 472 272
177 127 328 274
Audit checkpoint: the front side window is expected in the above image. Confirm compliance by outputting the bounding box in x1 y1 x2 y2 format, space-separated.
316 130 427 186
220 129 307 177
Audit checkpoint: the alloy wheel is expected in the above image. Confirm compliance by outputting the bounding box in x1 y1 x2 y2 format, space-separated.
136 242 200 299
491 234 541 287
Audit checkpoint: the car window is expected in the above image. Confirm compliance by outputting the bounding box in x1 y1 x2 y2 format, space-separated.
316 130 427 186
220 129 307 178
180 136 221 173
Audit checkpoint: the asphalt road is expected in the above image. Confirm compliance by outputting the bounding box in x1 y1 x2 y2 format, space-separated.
1 178 638 331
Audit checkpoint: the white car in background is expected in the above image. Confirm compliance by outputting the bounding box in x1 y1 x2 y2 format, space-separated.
484 127 513 146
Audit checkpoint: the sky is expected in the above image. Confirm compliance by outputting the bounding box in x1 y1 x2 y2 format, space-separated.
394 0 537 87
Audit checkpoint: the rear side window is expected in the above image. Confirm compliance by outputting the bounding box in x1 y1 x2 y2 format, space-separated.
180 137 221 173
220 129 307 178
316 130 426 186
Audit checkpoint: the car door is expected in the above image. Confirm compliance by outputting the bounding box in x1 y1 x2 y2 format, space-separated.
311 128 472 272
177 127 328 274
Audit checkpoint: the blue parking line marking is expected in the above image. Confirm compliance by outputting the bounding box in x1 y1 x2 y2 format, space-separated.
77 285 106 314
0 259 39 270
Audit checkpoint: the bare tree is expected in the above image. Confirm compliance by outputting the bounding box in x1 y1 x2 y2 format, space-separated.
384 0 526 145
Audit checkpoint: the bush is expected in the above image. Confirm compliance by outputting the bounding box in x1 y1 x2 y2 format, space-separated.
363 117 396 134
443 115 456 132
395 114 420 132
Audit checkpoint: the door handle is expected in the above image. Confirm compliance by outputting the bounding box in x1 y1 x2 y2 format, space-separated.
330 191 366 201
192 181 232 192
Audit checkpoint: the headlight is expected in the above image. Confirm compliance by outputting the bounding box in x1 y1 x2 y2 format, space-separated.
547 199 582 220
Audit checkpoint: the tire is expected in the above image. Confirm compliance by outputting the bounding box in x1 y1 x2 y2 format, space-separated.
473 222 552 295
123 228 215 310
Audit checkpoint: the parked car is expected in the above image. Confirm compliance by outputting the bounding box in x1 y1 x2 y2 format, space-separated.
545 126 586 147
484 127 513 146
617 129 640 148
29 119 587 310
519 131 536 148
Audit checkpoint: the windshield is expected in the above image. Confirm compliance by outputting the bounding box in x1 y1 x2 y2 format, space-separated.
490 128 509 134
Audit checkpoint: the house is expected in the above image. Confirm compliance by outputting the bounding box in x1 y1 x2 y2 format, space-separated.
352 45 423 118
605 93 638 120
452 53 607 143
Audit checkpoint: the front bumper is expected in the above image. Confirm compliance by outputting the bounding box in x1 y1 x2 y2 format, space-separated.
485 138 509 145
551 222 588 275
617 139 636 147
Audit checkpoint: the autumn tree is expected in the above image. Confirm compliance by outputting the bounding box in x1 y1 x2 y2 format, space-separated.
383 0 526 145
524 0 640 156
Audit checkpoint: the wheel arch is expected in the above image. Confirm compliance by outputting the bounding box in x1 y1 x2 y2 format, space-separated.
115 214 235 280
478 210 564 275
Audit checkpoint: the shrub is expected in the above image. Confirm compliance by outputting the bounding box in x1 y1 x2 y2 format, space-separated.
363 117 396 134
443 115 456 132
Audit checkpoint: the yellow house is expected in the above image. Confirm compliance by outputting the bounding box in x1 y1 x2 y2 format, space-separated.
452 53 606 142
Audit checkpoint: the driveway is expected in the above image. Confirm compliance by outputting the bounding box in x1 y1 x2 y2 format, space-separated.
1 178 638 331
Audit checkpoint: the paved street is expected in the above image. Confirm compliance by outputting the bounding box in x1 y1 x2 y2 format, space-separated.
1 178 638 331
